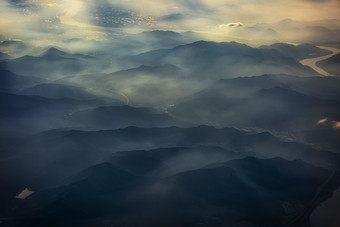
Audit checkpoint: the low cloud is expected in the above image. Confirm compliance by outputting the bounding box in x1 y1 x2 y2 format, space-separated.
333 121 340 130
317 118 328 125
218 22 244 30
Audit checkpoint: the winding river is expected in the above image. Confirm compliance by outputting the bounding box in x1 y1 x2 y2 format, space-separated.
300 46 340 76
302 46 340 226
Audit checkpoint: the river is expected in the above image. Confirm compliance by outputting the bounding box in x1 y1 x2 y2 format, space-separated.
300 46 340 77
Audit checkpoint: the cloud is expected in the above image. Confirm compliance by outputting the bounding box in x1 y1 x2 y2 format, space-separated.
218 22 244 30
333 121 340 130
159 13 184 22
306 0 331 2
317 118 328 125
1 0 340 47
173 0 210 12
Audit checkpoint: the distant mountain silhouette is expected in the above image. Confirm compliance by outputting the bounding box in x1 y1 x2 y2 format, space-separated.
0 40 29 57
109 146 243 177
131 41 318 78
260 43 332 61
227 23 280 41
0 70 44 92
0 92 119 117
0 35 339 227
172 85 339 129
85 30 202 57
131 30 200 50
208 74 340 101
112 64 181 77
316 53 340 76
19 83 101 100
0 52 10 60
0 47 99 78
171 76 340 151
274 19 340 43
0 92 122 132
61 64 198 107
215 157 329 200
72 105 189 130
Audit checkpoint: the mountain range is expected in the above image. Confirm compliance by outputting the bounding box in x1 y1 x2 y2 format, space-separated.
0 37 340 226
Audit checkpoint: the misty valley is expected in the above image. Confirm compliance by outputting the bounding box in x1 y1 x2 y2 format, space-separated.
1 1 340 226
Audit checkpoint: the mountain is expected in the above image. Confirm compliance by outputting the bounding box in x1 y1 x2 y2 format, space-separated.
72 105 189 130
73 30 202 57
61 64 182 85
19 83 102 100
31 126 340 171
0 47 101 78
6 157 333 227
217 157 330 200
0 70 45 93
274 20 340 45
260 43 332 61
1 126 338 198
316 53 340 76
0 92 120 117
108 146 243 177
0 40 29 57
8 163 143 226
150 157 331 227
1 36 339 226
0 52 10 60
183 74 340 101
170 76 340 151
0 92 122 132
227 23 281 43
112 64 181 77
60 64 203 108
131 41 319 79
171 85 340 130
129 30 201 51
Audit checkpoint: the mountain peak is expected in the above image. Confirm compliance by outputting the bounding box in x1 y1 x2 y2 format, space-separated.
41 47 70 59
45 47 66 55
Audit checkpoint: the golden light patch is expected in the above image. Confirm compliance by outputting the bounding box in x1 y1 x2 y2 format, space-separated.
333 121 340 130
317 118 328 125
8 38 23 42
16 188 34 199
47 3 57 7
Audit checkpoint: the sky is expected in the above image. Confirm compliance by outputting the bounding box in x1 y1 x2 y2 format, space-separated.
0 0 339 46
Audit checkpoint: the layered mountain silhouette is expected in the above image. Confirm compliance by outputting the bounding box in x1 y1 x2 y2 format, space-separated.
1 125 338 201
19 83 101 100
316 53 340 76
260 43 332 61
170 75 340 151
108 146 243 177
0 47 100 78
1 35 340 227
0 92 122 132
0 70 45 93
60 64 201 107
0 52 10 60
131 41 318 78
72 105 188 130
6 157 334 227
